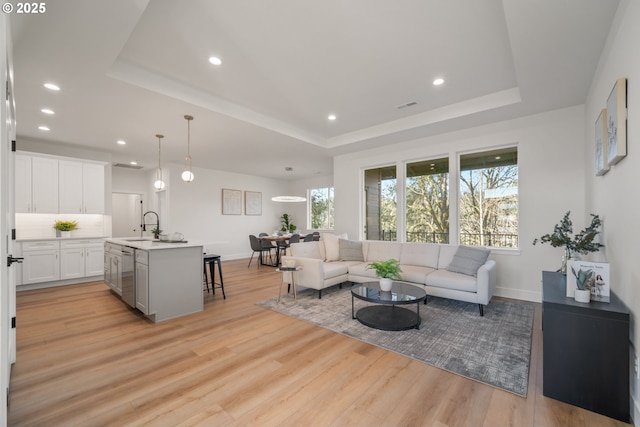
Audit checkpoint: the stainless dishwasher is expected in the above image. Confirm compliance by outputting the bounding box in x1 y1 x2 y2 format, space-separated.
119 246 135 307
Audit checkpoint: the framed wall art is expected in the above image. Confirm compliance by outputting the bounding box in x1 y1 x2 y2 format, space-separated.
222 188 242 215
606 77 627 165
244 191 262 215
595 108 609 176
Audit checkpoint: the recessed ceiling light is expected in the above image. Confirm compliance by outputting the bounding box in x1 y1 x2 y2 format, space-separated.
208 56 222 66
130 161 138 166
433 78 444 86
44 83 60 91
38 125 50 131
41 108 55 115
328 114 337 121
117 140 126 145
495 156 501 160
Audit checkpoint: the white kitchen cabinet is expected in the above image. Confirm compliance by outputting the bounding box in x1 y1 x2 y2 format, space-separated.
135 250 149 314
21 241 60 284
103 245 122 295
15 155 58 213
60 239 104 280
59 160 105 214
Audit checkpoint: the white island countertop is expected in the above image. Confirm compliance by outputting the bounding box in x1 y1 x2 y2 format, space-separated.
105 237 204 250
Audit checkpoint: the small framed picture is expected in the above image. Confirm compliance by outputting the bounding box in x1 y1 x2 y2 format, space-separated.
595 108 609 176
222 188 242 215
244 191 262 215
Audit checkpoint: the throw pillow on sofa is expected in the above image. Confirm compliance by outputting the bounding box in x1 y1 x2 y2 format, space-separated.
322 232 348 261
338 239 364 261
446 246 490 277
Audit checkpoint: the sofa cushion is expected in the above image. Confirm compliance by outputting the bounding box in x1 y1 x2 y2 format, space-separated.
400 243 440 268
426 269 478 293
289 241 323 260
446 246 491 277
399 264 434 284
347 262 378 279
339 239 364 261
323 261 351 279
322 232 348 261
437 245 459 269
365 241 402 262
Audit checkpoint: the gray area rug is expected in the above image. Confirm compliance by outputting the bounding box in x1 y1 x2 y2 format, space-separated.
257 285 534 396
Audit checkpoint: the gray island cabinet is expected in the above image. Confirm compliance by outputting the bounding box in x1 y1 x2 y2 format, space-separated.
105 238 203 323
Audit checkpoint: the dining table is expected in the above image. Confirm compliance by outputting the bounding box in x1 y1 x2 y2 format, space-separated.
257 234 303 266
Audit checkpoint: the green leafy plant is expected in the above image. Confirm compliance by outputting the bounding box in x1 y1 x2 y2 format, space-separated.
367 259 402 280
280 213 297 233
53 220 78 231
571 266 594 290
532 211 604 257
151 227 162 239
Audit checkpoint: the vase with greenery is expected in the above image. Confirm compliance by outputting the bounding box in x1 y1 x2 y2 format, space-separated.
533 211 604 273
280 213 297 233
151 227 162 239
367 259 402 291
53 220 78 237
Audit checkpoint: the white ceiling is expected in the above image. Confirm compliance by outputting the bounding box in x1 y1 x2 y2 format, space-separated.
9 0 619 180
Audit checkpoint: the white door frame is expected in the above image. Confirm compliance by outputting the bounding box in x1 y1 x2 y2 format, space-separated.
1 13 17 423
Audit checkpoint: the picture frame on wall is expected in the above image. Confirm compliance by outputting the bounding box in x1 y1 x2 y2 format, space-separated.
244 191 262 215
606 77 627 165
222 188 242 215
595 108 609 176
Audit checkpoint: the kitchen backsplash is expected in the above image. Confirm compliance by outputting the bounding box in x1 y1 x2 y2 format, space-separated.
16 214 108 239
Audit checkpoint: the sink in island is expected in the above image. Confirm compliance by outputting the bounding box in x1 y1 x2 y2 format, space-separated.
104 237 204 323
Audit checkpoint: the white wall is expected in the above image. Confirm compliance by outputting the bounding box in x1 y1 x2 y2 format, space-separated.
584 0 640 420
334 105 586 302
286 174 333 234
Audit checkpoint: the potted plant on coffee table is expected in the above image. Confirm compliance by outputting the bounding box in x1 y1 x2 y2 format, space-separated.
367 259 402 291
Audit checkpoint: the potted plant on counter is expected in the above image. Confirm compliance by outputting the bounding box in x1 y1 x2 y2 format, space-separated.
367 259 402 291
280 213 297 234
53 220 78 238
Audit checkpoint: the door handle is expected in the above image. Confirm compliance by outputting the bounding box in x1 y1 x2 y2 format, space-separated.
7 255 24 267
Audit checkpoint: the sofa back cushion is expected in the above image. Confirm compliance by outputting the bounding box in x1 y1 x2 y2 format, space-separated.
437 244 459 269
290 241 324 260
338 239 365 261
446 246 491 277
365 241 402 262
400 243 440 268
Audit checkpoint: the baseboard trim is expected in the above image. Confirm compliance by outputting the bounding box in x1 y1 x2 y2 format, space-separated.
17 275 104 291
495 286 540 303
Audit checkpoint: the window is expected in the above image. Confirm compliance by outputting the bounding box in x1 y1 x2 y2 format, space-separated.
459 147 518 248
364 166 397 241
405 158 449 243
309 187 334 230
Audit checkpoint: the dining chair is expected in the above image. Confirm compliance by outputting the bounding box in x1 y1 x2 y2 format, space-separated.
312 231 321 241
258 232 276 258
248 235 272 268
289 234 300 243
303 234 314 242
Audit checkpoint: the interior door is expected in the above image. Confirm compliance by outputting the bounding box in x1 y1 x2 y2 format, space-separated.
1 13 17 420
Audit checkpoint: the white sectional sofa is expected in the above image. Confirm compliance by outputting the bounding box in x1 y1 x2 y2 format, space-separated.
281 236 497 316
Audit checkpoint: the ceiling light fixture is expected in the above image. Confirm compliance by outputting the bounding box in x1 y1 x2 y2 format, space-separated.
271 167 307 202
117 140 126 145
328 114 337 121
38 125 50 131
181 115 195 182
44 83 60 91
41 108 54 115
209 56 222 66
153 134 166 190
130 161 138 166
433 78 445 86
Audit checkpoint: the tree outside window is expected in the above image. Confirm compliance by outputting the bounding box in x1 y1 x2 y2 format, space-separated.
309 187 334 230
459 147 518 248
364 166 397 241
405 158 449 243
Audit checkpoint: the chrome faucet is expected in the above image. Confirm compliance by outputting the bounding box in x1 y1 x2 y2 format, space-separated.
142 211 160 237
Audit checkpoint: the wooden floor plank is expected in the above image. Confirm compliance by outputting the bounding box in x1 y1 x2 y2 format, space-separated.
8 258 633 427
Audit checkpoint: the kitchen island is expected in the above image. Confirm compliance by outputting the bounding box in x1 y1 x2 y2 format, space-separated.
104 238 203 323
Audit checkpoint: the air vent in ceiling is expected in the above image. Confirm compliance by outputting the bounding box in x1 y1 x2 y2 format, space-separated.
113 163 143 169
397 101 418 110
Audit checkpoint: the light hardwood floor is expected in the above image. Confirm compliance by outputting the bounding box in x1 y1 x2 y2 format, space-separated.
8 259 633 427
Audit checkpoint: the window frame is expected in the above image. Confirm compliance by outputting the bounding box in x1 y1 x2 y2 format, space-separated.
307 186 335 231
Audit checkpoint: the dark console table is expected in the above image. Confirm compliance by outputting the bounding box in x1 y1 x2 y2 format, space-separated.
542 271 630 422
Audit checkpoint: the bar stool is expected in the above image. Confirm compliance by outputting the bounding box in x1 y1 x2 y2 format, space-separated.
203 253 226 299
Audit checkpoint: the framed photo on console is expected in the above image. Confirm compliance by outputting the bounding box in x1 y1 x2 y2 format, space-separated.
567 260 610 302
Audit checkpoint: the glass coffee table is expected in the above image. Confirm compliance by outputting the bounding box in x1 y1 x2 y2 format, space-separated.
351 281 427 331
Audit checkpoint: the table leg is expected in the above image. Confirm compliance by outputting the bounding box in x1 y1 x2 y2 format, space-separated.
416 300 420 330
352 294 355 319
277 273 284 303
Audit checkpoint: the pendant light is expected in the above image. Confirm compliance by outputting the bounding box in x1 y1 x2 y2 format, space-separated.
271 167 306 202
153 134 166 190
181 115 195 182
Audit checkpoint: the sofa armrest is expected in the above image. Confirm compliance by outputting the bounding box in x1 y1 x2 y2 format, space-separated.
280 256 326 290
476 259 496 305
